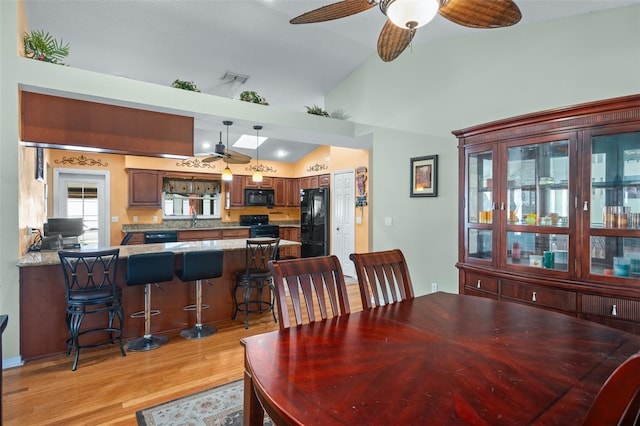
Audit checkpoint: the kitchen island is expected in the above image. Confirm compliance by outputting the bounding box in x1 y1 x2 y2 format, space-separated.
17 238 299 361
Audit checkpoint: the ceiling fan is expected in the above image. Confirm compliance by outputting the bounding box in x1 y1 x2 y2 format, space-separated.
290 0 522 62
202 121 252 164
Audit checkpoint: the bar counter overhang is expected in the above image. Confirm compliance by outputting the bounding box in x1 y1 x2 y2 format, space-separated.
17 238 299 361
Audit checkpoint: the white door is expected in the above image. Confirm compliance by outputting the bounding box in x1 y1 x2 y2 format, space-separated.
54 169 110 247
332 170 356 277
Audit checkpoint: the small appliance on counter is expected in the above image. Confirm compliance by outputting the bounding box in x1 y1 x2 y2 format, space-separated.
239 215 280 238
41 217 84 250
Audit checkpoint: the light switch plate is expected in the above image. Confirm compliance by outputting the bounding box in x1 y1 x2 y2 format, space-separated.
111 216 119 223
384 217 392 226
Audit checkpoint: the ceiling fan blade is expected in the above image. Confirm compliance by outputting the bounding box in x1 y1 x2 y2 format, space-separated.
439 0 522 29
290 0 376 24
225 150 252 164
201 155 222 163
377 20 415 62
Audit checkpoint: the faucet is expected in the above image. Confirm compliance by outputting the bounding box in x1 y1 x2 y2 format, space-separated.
192 209 198 228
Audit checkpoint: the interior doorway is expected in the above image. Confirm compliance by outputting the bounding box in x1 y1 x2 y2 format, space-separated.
53 169 110 247
332 170 356 278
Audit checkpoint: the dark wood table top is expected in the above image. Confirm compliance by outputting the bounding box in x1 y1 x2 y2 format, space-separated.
241 292 640 425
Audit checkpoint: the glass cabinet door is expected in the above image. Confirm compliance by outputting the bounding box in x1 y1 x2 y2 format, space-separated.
467 149 494 260
505 138 571 269
589 130 640 277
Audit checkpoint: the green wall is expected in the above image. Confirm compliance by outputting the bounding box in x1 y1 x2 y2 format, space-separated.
326 5 640 296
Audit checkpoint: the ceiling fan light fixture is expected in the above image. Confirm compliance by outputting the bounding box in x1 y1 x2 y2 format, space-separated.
381 0 439 29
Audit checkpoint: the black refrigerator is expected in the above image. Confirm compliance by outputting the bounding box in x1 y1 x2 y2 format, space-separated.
300 187 330 258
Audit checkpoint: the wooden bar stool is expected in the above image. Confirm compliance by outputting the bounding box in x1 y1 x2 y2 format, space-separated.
176 249 224 339
125 251 175 351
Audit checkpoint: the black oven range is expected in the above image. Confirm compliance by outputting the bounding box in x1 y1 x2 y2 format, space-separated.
239 215 280 238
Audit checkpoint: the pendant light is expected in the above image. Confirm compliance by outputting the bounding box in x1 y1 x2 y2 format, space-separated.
221 120 233 182
252 125 263 183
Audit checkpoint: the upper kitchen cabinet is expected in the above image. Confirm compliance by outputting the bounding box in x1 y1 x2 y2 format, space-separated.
319 174 330 188
245 176 274 189
227 174 246 208
455 95 640 333
128 169 163 208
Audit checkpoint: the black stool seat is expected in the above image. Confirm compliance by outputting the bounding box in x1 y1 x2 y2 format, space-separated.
233 238 280 329
58 249 125 371
126 251 175 351
176 250 224 339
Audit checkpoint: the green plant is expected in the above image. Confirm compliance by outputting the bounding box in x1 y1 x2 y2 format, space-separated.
171 79 201 92
239 90 268 105
305 105 330 117
23 30 69 65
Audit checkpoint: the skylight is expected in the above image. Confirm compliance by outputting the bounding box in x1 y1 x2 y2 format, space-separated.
233 134 268 149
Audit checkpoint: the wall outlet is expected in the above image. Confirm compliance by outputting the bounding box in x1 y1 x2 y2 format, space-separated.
111 216 119 223
153 215 158 222
133 215 138 222
356 216 362 224
431 283 438 293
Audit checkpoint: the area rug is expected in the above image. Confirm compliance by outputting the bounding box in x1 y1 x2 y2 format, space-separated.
136 380 273 426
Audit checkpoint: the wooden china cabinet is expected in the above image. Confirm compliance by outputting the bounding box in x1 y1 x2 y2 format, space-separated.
455 95 640 334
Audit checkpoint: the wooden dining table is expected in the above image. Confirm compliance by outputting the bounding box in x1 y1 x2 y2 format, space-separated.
241 292 640 425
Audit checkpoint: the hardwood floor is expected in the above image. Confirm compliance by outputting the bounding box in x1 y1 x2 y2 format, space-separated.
3 282 363 425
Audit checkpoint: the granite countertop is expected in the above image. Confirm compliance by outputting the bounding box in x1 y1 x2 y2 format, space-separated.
17 238 301 267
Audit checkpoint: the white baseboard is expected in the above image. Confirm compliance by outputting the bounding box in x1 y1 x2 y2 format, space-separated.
2 356 23 369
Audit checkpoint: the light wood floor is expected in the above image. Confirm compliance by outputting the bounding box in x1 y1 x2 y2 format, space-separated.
3 283 362 426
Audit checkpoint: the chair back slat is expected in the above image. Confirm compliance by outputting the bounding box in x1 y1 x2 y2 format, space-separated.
350 249 414 309
583 352 640 425
269 255 350 329
59 249 120 296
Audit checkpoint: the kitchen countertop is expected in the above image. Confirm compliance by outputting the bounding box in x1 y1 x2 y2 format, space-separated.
17 238 300 267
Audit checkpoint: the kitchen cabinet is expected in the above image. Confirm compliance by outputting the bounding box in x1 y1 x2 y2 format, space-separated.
279 226 301 258
455 94 640 333
274 178 287 207
245 176 273 189
227 174 245 208
222 228 250 239
128 169 163 208
319 174 330 188
286 178 300 207
178 229 222 241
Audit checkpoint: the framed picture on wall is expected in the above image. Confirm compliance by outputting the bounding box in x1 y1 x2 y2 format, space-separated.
35 147 44 182
410 155 438 197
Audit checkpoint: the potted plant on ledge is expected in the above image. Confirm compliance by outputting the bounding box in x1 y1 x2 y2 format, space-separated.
172 79 201 92
240 90 269 105
23 30 69 65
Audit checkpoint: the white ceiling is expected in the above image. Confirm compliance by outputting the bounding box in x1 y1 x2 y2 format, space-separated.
24 0 639 162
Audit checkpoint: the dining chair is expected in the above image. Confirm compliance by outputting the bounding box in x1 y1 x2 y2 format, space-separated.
268 255 350 329
349 249 414 309
582 352 640 425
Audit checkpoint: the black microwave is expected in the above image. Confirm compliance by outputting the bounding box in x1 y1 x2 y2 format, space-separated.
245 189 275 207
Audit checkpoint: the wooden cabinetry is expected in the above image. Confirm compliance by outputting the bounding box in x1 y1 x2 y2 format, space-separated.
299 174 330 190
128 169 163 208
227 174 245 208
286 178 300 207
222 228 250 239
455 95 640 333
279 226 301 258
178 229 222 241
245 176 274 189
274 178 286 207
319 173 330 188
